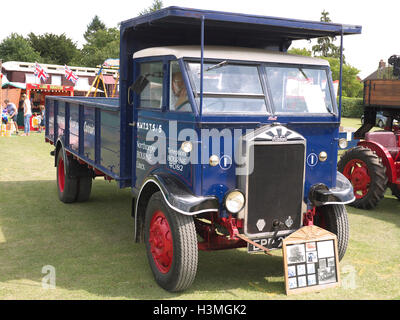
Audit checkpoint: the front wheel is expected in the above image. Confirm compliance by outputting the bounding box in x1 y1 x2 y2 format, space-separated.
144 191 198 292
314 204 349 261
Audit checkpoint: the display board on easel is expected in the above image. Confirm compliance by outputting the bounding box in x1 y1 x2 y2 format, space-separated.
282 225 340 295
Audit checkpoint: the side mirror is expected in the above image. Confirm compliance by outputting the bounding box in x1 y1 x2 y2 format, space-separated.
131 75 149 94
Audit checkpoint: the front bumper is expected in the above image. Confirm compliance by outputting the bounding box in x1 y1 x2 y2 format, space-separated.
308 171 355 206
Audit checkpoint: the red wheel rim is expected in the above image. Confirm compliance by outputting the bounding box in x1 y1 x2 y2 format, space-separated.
149 210 173 274
342 159 371 199
58 157 65 193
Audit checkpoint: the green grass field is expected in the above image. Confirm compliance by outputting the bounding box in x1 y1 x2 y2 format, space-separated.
0 119 399 300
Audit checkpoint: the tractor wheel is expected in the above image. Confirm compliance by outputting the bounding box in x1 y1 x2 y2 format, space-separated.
389 184 400 200
314 204 349 261
338 146 387 209
56 150 78 203
144 191 198 292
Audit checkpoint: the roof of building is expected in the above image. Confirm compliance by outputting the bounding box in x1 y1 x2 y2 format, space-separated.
1 61 118 77
133 45 330 66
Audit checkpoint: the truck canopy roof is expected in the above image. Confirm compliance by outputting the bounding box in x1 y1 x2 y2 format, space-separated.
133 45 330 66
120 6 362 53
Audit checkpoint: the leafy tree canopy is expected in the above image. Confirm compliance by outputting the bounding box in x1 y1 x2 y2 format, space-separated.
139 0 163 15
0 33 41 62
84 15 106 42
311 10 344 61
79 27 120 67
28 33 79 65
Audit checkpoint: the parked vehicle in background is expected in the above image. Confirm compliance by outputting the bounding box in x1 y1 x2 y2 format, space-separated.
339 58 400 209
361 111 387 128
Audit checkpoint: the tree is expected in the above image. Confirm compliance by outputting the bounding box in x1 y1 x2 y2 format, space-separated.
139 0 163 15
312 10 343 61
288 48 312 56
323 57 363 98
28 33 80 65
0 33 41 62
84 15 106 42
79 27 120 67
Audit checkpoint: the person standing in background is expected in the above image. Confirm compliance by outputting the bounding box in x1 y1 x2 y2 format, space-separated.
21 93 32 136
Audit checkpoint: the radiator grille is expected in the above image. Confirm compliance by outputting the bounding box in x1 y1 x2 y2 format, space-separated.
245 143 305 236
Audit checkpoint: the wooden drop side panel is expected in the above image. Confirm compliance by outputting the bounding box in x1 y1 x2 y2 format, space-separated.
364 80 400 107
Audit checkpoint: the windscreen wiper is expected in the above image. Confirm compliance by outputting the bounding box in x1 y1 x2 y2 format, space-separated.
205 61 228 72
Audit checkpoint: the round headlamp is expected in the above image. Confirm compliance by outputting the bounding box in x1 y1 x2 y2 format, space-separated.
338 138 348 149
224 190 245 214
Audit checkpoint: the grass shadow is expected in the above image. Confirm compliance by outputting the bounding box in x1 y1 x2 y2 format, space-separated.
0 179 286 299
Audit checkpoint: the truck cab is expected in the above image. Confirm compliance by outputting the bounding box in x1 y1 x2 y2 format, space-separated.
131 45 355 290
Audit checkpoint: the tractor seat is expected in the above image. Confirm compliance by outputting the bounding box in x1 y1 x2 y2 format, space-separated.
365 131 399 159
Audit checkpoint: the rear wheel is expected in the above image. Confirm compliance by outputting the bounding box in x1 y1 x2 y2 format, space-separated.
56 151 78 203
314 204 349 261
76 170 93 202
338 146 387 209
144 191 198 292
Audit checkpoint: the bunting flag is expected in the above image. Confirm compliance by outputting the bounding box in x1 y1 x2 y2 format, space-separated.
64 65 79 84
34 63 49 82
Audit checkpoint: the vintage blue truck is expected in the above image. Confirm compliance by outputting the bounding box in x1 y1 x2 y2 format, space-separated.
45 7 361 292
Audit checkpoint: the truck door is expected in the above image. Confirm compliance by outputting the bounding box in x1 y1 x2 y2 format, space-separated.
132 58 197 193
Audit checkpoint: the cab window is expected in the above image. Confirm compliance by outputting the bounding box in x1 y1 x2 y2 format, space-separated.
170 61 191 112
139 62 163 108
187 62 267 114
265 66 335 114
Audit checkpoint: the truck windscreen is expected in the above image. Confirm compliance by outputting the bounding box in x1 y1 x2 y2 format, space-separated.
265 66 335 115
187 62 267 114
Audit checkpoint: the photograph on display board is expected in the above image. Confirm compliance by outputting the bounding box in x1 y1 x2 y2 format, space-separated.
317 240 335 258
287 244 306 264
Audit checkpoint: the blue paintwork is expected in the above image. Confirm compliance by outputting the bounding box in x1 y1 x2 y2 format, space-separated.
45 7 361 212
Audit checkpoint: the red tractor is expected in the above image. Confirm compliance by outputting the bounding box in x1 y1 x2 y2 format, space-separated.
338 55 400 209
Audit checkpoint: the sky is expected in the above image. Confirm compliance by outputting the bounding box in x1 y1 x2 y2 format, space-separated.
1 0 399 79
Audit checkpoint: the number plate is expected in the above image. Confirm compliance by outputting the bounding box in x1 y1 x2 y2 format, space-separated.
247 237 283 253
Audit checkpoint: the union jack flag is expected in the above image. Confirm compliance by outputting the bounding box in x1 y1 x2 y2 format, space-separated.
64 65 79 84
34 63 49 82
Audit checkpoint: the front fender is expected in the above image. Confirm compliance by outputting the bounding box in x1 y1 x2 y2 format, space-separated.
358 140 396 183
133 173 219 243
308 171 355 206
140 173 219 215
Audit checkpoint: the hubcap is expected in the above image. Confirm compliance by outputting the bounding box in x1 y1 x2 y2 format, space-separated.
58 157 65 193
149 210 173 273
342 159 370 199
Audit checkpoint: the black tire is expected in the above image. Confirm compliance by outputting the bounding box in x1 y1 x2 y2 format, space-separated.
390 183 400 200
144 191 198 292
338 146 387 209
314 204 349 261
76 176 92 202
56 150 78 203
